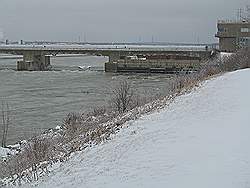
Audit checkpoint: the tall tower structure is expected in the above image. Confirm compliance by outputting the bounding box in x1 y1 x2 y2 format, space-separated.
247 5 250 21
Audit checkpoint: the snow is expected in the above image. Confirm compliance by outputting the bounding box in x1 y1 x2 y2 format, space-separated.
21 69 250 188
219 52 233 60
0 145 19 159
0 147 11 158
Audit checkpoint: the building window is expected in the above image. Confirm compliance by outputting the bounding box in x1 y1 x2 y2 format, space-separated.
238 37 250 47
218 27 229 32
241 28 249 32
218 27 224 32
218 27 228 32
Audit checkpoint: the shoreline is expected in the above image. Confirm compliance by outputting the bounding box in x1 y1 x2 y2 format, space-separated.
0 49 249 187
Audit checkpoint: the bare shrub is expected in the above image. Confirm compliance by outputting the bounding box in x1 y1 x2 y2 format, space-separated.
62 113 82 138
1 101 10 148
0 137 54 185
111 80 134 113
23 137 52 181
91 106 107 117
215 48 250 72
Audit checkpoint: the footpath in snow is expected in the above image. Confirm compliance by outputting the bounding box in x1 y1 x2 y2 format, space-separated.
22 69 250 188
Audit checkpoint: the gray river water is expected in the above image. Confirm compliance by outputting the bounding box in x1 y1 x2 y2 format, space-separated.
0 55 172 144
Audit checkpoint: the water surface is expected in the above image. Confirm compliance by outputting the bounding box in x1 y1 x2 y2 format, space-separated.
0 55 172 144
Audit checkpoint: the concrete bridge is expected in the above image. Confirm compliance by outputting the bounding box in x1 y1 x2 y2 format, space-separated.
0 45 214 71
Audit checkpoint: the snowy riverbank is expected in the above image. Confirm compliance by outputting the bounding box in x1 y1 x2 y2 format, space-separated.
0 147 10 158
18 69 250 188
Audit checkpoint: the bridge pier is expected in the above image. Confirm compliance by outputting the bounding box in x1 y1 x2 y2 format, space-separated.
17 52 51 71
104 50 217 73
105 52 121 72
108 52 121 63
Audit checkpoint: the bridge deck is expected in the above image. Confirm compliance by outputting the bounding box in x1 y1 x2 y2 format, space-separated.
0 45 212 56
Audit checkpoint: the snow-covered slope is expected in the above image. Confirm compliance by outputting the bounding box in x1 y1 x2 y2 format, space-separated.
23 69 250 188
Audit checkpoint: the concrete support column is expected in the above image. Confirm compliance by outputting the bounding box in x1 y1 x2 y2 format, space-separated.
105 62 118 72
109 52 120 63
17 52 51 71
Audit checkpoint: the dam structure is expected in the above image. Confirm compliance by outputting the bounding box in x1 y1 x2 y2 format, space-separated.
0 45 215 73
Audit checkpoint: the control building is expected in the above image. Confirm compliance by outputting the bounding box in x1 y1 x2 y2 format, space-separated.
215 20 250 52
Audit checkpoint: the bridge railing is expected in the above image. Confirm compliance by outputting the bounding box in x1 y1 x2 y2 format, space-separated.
0 45 211 53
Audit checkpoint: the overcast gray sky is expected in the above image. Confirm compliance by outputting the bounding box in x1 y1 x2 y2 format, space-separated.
0 0 248 43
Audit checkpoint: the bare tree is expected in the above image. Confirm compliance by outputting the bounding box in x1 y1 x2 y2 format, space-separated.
1 101 10 148
112 80 134 113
